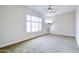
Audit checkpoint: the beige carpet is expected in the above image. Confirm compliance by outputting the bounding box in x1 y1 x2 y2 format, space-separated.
9 34 79 53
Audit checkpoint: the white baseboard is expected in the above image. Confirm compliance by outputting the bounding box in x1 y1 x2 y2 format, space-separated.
50 33 75 37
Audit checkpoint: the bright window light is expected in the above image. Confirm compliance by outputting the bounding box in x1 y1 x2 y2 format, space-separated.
46 19 52 23
26 15 42 32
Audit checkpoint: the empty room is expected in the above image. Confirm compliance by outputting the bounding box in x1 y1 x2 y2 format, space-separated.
0 5 79 53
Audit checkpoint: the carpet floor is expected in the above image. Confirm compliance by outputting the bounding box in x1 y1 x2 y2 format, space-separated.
9 34 79 53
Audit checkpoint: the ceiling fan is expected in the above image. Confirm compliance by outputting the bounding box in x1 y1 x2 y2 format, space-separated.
48 5 56 13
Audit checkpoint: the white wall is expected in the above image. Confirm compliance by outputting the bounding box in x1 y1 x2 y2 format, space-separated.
76 6 79 47
0 6 47 48
0 6 4 43
50 12 75 37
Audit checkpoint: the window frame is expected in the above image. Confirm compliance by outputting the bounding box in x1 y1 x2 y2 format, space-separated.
26 14 42 32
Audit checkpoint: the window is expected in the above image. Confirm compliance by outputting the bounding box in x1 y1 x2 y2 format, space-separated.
26 15 42 32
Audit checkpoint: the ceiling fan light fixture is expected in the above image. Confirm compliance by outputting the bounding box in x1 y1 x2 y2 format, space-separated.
48 5 55 13
48 9 52 12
